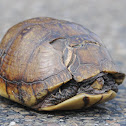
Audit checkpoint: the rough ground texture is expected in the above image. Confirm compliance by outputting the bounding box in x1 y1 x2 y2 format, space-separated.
0 0 126 126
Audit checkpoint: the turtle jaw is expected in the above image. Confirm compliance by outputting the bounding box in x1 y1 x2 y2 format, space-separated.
39 90 116 111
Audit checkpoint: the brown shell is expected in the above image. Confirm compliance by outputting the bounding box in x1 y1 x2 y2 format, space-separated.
0 17 125 107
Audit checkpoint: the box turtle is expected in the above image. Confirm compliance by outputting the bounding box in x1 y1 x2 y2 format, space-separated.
0 17 125 111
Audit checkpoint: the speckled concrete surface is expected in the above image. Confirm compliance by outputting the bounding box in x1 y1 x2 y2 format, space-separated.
0 0 126 126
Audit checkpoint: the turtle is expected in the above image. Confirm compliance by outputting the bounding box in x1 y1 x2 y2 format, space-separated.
0 17 125 111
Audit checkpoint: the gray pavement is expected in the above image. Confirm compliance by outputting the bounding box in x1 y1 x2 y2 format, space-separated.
0 0 126 126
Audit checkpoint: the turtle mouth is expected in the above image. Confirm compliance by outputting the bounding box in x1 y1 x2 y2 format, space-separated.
40 73 118 109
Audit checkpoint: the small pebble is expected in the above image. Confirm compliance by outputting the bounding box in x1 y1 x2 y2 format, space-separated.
59 119 64 122
9 121 16 126
94 124 99 126
105 123 109 125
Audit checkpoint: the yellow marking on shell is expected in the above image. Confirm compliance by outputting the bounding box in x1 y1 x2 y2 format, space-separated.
86 90 116 108
48 83 63 92
113 72 125 85
0 78 8 98
36 90 48 100
44 74 64 92
115 79 124 84
32 82 48 101
44 69 72 92
64 47 73 67
6 83 21 104
40 90 116 111
97 91 116 104
21 83 37 106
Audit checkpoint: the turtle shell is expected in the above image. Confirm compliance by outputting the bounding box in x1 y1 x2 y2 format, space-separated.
0 17 125 110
